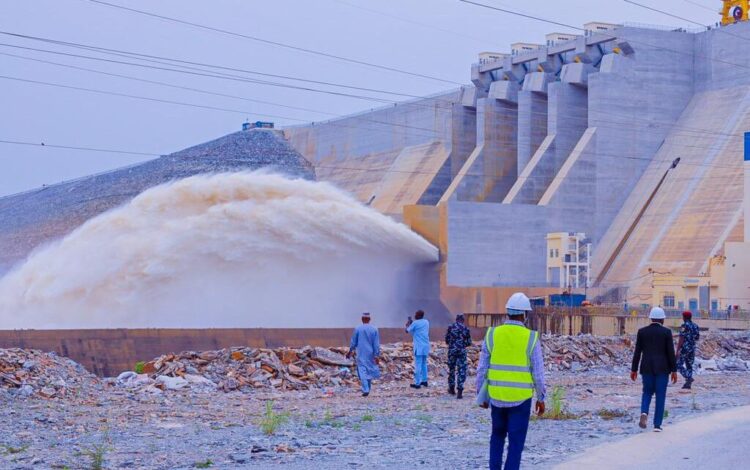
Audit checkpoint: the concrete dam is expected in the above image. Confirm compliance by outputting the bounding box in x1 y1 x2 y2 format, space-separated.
286 21 750 314
1 21 750 330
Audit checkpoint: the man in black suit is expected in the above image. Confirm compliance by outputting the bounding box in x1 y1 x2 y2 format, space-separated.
630 307 677 432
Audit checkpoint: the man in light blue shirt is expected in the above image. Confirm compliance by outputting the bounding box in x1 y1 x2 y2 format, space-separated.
406 309 430 389
347 312 380 397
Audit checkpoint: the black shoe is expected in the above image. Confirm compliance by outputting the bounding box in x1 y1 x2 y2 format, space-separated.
448 385 455 395
681 381 692 390
362 392 369 397
410 384 421 389
421 381 428 387
456 389 463 400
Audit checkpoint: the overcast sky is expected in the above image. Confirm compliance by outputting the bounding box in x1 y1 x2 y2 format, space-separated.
0 0 720 196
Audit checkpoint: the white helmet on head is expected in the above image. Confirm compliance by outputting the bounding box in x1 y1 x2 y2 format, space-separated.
506 292 532 314
649 307 666 320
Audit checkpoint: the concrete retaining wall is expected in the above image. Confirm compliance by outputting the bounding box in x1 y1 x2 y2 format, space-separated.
0 327 484 377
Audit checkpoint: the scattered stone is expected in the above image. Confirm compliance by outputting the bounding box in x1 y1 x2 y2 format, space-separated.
38 387 56 398
698 359 719 371
155 375 188 390
229 453 250 463
717 356 748 371
310 347 353 367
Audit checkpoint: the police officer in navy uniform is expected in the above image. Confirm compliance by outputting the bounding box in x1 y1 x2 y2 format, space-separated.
676 310 700 389
445 314 472 399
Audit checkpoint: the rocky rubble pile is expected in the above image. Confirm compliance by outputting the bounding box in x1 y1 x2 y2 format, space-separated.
113 332 750 393
114 344 454 393
0 348 97 398
541 335 631 371
5 332 749 398
543 332 750 371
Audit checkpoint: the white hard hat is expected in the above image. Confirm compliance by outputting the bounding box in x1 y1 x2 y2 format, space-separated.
506 292 533 313
649 307 666 320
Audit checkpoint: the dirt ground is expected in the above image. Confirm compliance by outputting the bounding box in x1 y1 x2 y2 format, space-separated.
2 368 749 469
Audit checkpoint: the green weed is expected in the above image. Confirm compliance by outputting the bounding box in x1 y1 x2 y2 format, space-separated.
538 386 578 420
596 408 629 420
82 443 108 470
361 414 374 422
322 410 343 428
194 459 213 468
1 445 28 455
134 361 145 374
259 401 290 435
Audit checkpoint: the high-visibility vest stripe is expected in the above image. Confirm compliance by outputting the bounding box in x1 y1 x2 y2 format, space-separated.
488 380 534 389
489 364 531 372
526 330 537 357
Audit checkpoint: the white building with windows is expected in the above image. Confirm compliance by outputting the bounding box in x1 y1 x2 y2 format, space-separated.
546 232 592 290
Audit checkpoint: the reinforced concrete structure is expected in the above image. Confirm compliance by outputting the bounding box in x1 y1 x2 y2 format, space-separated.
285 20 750 313
2 19 750 318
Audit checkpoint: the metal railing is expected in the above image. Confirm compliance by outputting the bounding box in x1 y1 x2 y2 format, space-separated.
465 307 750 336
621 21 707 34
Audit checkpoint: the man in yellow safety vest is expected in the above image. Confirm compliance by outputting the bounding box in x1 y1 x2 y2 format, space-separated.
476 292 546 470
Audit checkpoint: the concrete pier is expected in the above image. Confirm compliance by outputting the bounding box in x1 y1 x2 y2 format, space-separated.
517 90 548 177
445 97 518 202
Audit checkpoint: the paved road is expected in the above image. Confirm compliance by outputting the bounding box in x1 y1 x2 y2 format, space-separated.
555 405 750 469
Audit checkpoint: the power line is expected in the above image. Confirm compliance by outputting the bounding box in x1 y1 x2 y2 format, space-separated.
330 0 496 45
623 0 750 44
0 139 158 157
83 0 461 85
0 74 298 120
458 0 577 30
623 0 708 25
5 64 749 170
0 51 336 118
1 136 745 183
0 36 736 140
680 0 718 14
0 31 426 100
7 29 750 143
0 41 408 105
0 72 449 140
16 32 747 144
458 0 750 74
2 17 739 170
0 42 462 138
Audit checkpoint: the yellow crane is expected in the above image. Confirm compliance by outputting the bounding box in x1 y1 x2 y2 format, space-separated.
722 0 749 25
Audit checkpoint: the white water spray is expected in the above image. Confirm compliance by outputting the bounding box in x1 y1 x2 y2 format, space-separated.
0 172 438 329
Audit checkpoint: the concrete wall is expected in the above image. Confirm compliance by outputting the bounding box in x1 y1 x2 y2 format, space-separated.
284 89 475 209
584 27 695 246
450 98 518 202
695 21 750 92
517 90 548 175
443 202 587 287
725 241 750 309
510 82 588 204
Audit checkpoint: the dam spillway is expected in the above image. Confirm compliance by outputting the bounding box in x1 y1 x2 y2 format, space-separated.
2 22 750 323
